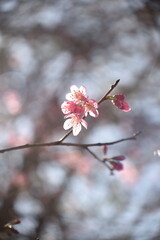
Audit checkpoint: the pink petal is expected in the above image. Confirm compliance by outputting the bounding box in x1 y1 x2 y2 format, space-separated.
84 111 88 117
112 155 125 161
63 118 73 130
64 113 73 119
80 86 87 95
61 102 69 114
121 101 131 112
66 85 88 103
61 101 75 114
66 93 75 101
74 105 85 115
73 123 82 136
89 109 99 118
115 94 125 101
85 99 99 117
112 99 122 109
70 85 79 92
88 99 98 108
89 110 96 117
113 100 131 112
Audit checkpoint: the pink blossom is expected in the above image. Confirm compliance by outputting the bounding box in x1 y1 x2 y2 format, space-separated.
61 101 85 115
66 85 88 103
111 94 131 112
84 99 99 117
63 114 88 136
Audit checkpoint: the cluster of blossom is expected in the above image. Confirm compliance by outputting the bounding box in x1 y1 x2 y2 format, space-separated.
61 85 131 136
61 85 99 136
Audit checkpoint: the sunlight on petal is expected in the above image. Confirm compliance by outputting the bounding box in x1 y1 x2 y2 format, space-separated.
73 123 81 136
63 119 73 130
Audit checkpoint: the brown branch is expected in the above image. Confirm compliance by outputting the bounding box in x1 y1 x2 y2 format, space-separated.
85 147 113 172
98 79 120 104
58 129 72 142
0 132 140 154
84 147 102 163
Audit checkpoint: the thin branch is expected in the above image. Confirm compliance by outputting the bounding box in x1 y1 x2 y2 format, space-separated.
58 129 72 142
98 79 120 104
84 147 102 163
85 147 112 172
0 132 141 154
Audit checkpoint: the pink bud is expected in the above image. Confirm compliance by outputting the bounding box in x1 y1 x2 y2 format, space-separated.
115 94 125 101
110 161 123 171
112 155 125 161
103 145 108 154
112 94 131 112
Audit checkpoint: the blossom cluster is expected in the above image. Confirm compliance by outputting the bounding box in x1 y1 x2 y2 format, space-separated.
61 85 99 136
61 84 131 136
104 154 125 171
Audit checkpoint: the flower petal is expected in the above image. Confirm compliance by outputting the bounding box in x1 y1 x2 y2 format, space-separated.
115 94 125 101
120 101 131 112
64 113 73 119
61 101 69 114
66 93 75 101
79 85 87 95
61 101 75 114
63 118 73 130
89 109 99 118
70 85 79 93
73 123 82 136
85 99 99 118
88 99 98 108
112 99 131 112
74 105 85 115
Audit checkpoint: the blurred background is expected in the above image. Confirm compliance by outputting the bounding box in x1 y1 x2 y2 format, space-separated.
0 0 160 239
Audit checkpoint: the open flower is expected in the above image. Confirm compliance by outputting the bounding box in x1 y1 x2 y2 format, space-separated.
62 85 99 136
63 114 88 136
108 94 131 112
84 99 99 117
66 85 88 103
